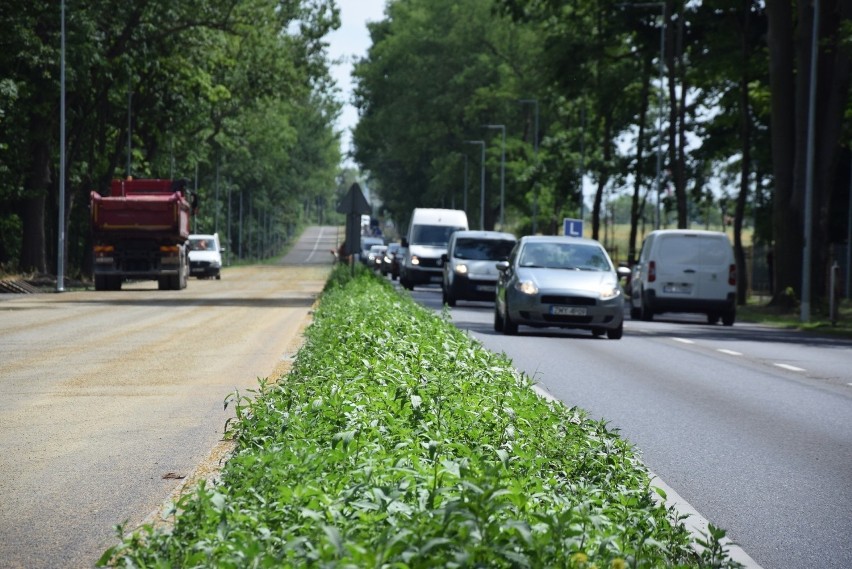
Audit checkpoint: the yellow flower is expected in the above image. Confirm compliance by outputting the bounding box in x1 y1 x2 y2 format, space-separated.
611 559 627 569
571 552 588 566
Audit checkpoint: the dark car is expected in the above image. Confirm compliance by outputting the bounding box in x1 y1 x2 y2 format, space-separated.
494 235 630 339
381 243 402 280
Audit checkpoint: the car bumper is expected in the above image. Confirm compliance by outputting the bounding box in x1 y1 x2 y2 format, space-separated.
645 290 735 314
507 291 624 329
449 275 497 301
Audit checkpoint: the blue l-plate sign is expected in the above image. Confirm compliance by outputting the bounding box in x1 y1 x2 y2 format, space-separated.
563 218 583 237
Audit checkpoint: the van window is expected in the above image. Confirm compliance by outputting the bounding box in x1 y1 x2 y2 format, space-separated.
411 225 466 246
658 235 730 266
453 238 515 260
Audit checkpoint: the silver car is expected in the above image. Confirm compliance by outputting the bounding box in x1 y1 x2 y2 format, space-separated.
494 235 629 339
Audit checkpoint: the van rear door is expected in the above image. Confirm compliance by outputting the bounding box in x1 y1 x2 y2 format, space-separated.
693 234 734 300
656 234 701 298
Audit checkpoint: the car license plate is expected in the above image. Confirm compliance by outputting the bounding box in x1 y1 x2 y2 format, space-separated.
550 306 587 316
664 283 691 293
476 285 495 292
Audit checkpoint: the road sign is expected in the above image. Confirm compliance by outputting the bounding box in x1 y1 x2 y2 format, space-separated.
563 218 583 237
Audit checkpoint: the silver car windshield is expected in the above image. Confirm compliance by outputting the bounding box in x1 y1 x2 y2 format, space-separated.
519 243 611 271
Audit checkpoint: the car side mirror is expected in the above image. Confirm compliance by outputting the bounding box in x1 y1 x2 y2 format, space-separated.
441 253 448 262
617 266 631 278
496 260 510 272
401 238 409 248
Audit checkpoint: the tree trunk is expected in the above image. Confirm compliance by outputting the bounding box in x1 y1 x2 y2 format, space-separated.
765 0 800 304
20 115 52 274
630 55 653 264
734 0 753 306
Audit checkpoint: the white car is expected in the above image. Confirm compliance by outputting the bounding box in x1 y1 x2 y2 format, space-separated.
442 230 516 306
188 234 224 279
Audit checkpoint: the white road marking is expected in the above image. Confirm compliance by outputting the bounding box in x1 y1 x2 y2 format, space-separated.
774 363 806 372
304 226 325 262
672 337 694 344
717 349 742 356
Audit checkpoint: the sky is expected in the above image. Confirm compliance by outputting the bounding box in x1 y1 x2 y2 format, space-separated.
325 0 388 167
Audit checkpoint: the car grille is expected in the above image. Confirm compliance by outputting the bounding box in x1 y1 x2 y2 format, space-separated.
540 295 596 306
542 314 594 324
416 258 443 269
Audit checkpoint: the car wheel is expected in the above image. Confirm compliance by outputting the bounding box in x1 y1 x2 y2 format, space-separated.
493 304 504 332
502 302 518 335
640 291 654 321
445 286 456 307
94 274 107 291
707 312 720 325
591 327 605 337
607 322 624 340
629 301 641 320
722 309 735 326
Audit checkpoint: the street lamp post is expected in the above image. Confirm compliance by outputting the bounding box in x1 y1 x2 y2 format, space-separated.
465 140 486 230
57 0 66 292
484 124 506 229
519 99 539 234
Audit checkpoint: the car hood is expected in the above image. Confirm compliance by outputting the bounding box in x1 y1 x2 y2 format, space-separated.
518 268 617 292
189 250 221 263
408 244 446 259
460 259 501 278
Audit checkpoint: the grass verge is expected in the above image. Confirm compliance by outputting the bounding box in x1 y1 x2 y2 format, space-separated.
100 265 742 568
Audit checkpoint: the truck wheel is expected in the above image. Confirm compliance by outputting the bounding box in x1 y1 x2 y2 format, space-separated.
109 276 122 291
722 309 735 326
158 277 170 290
94 275 107 291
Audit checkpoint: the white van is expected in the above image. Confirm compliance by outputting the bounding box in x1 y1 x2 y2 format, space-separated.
188 233 224 279
400 208 468 290
629 229 736 325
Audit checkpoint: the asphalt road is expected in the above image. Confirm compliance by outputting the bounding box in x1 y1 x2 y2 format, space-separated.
402 281 852 569
0 226 340 569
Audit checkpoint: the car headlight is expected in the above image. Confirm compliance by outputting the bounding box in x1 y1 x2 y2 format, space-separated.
454 263 468 275
514 280 538 295
599 283 621 300
410 255 420 266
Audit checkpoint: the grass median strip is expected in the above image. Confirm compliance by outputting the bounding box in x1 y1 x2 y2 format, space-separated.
101 265 741 568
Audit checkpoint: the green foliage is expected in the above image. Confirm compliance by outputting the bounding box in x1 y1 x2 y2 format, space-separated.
101 271 742 568
0 0 342 273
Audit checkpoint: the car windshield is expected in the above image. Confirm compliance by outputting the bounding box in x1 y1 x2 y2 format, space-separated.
453 238 515 261
519 242 611 271
190 238 212 250
411 225 466 246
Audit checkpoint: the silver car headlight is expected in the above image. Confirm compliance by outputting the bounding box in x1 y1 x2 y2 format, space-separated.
454 263 468 275
599 283 621 300
410 255 420 266
514 280 539 295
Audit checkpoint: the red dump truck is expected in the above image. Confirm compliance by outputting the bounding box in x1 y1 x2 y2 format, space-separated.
91 178 194 291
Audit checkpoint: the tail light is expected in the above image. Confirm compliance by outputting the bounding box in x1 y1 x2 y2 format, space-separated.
648 260 656 283
728 263 736 285
93 245 114 254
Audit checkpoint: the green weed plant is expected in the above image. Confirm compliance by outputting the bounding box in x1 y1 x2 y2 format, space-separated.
102 266 741 568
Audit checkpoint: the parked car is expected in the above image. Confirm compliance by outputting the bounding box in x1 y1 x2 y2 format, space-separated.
381 243 403 279
188 233 224 279
442 230 517 306
494 235 629 339
629 229 736 325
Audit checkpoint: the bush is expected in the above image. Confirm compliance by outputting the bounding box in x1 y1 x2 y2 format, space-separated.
101 270 740 568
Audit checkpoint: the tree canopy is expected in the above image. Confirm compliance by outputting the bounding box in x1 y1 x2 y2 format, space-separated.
352 0 851 308
0 0 343 276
